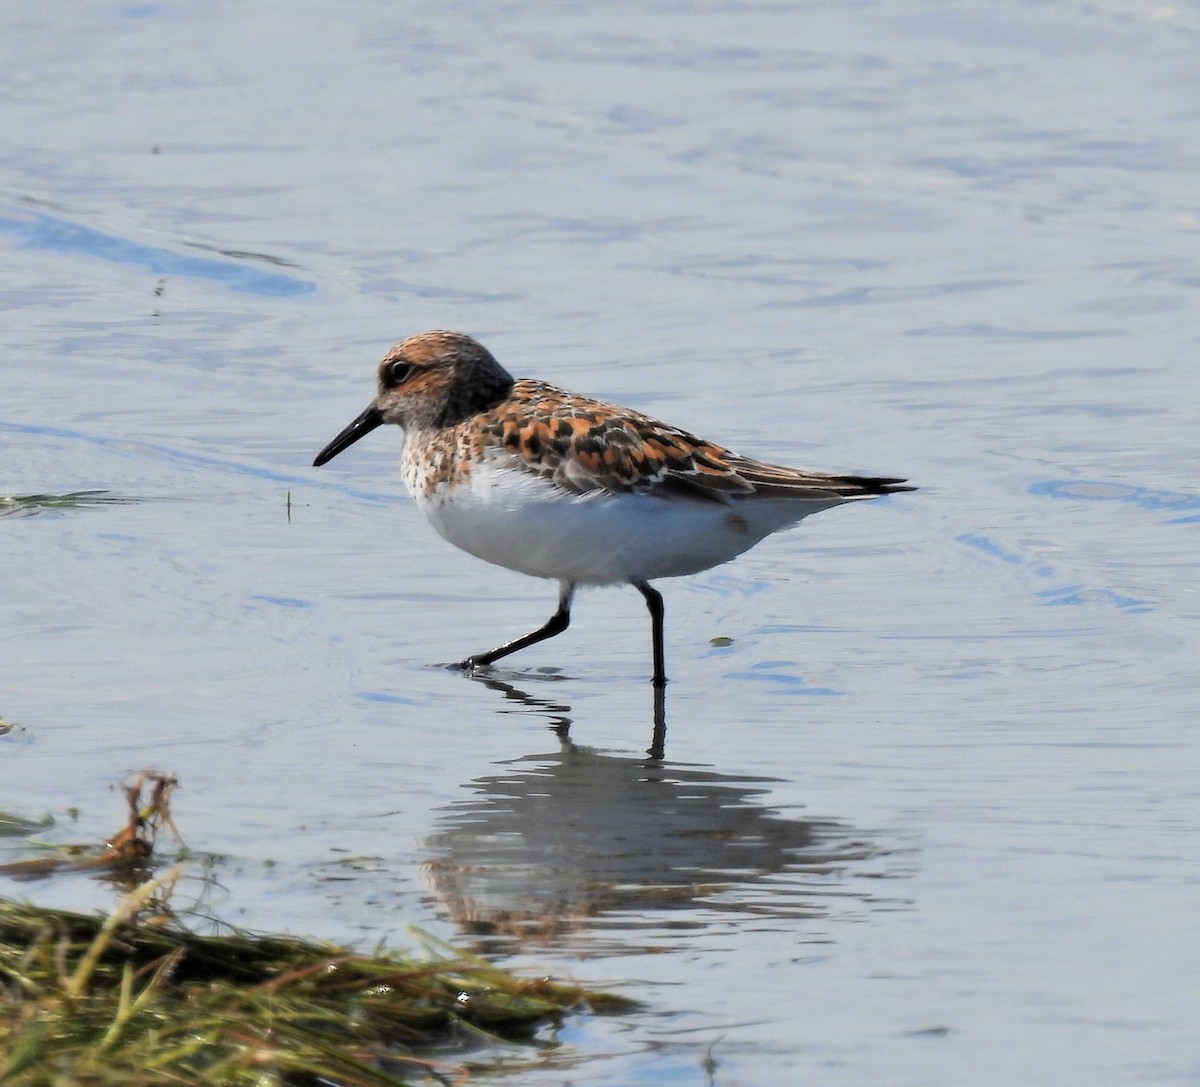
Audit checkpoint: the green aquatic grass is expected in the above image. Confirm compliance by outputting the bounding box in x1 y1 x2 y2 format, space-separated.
0 490 140 518
0 811 51 837
0 871 632 1086
0 773 631 1084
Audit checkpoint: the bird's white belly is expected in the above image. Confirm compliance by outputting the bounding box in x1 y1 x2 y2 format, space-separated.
410 461 834 584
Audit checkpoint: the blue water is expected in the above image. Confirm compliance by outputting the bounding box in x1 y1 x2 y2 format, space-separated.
0 211 314 296
3 3 1199 1084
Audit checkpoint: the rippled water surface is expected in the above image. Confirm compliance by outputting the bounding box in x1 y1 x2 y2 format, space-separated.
3 3 1199 1084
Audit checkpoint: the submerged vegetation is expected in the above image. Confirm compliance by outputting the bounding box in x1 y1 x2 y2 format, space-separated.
0 888 622 1086
0 773 632 1085
0 489 138 518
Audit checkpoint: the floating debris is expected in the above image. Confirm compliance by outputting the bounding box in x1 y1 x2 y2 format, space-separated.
0 770 178 882
0 714 24 737
0 490 138 518
0 773 635 1084
0 886 630 1086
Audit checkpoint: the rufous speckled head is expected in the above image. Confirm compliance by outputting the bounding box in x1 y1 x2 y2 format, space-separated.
312 331 515 466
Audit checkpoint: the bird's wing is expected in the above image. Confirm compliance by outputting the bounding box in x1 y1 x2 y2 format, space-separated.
476 380 914 503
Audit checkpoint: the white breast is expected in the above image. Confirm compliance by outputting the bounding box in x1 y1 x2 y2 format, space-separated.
405 450 839 585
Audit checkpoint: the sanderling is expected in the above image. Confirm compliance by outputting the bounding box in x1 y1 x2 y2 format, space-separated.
314 331 914 686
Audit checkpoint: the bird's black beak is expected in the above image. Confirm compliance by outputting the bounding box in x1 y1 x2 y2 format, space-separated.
313 404 384 467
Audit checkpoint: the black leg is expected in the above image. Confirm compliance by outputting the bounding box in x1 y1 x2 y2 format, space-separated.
647 682 667 759
461 582 575 671
634 581 667 687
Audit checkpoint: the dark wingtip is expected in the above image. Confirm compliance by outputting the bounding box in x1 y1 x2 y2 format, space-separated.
846 475 917 495
877 477 917 494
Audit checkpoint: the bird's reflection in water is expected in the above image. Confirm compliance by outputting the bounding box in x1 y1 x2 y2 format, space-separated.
424 673 907 952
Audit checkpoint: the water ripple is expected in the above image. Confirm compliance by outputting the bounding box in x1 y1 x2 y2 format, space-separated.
1030 480 1200 522
0 210 315 297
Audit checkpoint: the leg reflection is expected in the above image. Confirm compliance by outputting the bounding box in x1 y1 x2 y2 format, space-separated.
468 673 574 741
648 684 666 761
458 669 668 756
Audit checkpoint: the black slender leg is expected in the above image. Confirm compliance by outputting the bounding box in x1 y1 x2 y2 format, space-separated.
634 581 667 687
461 582 575 671
647 683 667 759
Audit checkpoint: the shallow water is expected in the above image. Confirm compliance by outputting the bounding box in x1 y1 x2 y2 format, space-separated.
3 2 1199 1083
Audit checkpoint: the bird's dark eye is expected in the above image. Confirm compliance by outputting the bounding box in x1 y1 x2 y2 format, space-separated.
387 361 414 387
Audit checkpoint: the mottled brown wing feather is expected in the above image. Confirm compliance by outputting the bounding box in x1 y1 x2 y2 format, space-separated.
478 379 915 502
